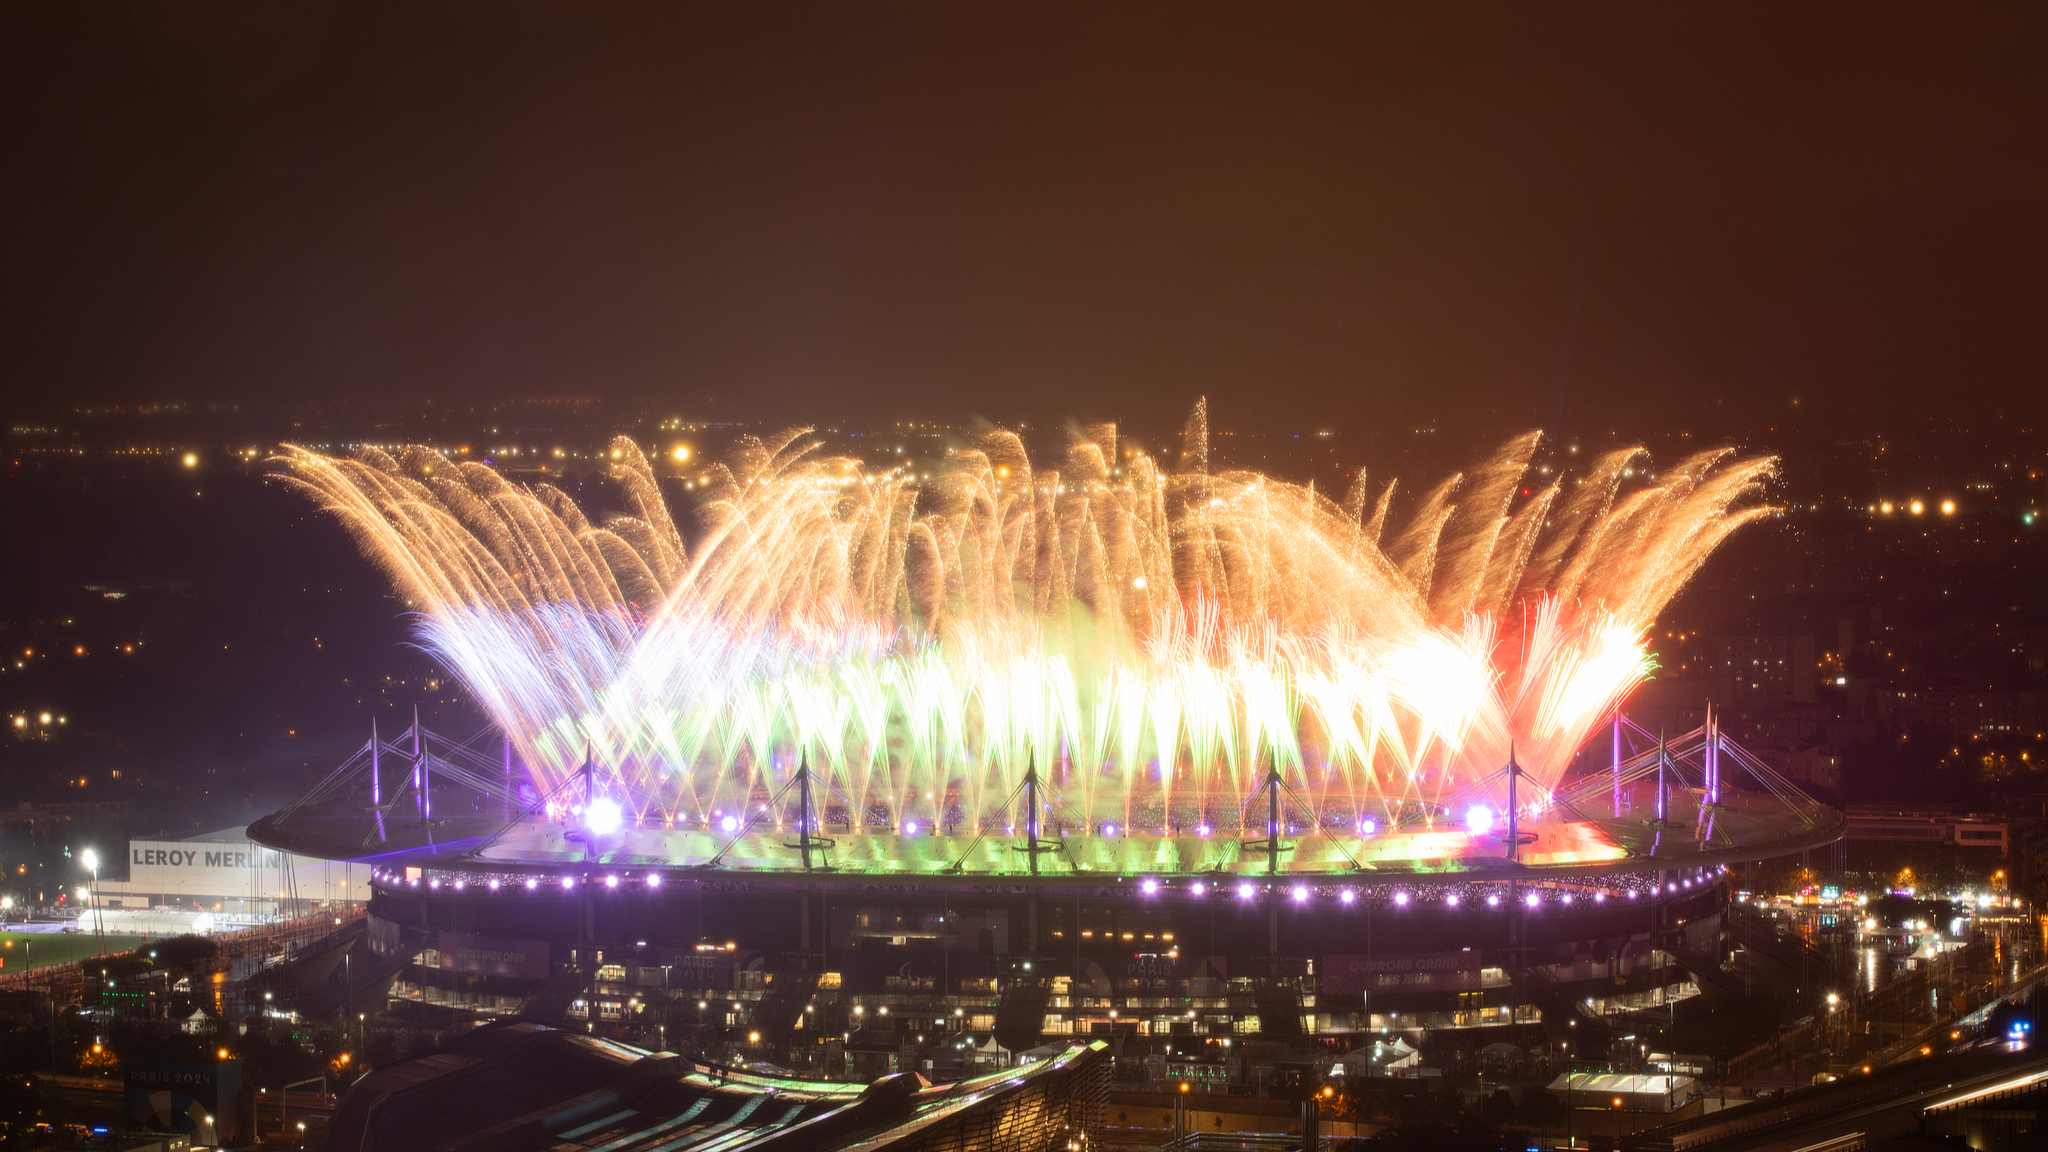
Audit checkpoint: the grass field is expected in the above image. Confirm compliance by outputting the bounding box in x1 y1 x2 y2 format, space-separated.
0 931 150 974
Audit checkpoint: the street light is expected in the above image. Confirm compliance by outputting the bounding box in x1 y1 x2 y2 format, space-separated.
80 850 103 961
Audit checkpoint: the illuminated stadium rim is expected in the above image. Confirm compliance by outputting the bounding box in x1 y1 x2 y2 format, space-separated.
275 807 1844 892
366 861 1738 906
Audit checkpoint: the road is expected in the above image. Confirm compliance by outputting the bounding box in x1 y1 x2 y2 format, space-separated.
1651 1044 2048 1151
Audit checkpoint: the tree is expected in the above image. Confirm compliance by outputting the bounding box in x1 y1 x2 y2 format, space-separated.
153 934 218 969
0 1073 67 1150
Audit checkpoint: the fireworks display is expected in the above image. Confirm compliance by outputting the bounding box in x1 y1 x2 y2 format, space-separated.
274 401 1773 839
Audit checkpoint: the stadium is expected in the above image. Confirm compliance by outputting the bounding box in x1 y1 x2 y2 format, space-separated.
250 712 1838 1078
244 411 1839 1092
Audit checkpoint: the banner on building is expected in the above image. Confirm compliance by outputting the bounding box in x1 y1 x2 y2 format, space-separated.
1320 950 1482 994
654 951 735 988
126 1062 240 1147
436 931 550 979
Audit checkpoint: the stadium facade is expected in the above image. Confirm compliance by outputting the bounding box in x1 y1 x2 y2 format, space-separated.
249 714 1840 1082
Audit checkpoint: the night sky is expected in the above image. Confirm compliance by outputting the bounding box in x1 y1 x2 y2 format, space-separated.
3 2 2044 435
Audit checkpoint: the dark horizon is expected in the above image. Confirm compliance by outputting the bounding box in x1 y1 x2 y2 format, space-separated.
4 2 2046 437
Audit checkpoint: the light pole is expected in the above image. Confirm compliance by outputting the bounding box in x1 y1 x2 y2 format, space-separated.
283 1076 325 1140
660 965 672 1050
1565 1060 1574 1150
80 850 103 964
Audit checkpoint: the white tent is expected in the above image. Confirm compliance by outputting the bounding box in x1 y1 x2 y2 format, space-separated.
1344 1037 1418 1076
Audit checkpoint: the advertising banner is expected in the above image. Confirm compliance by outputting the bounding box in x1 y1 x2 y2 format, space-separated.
654 951 735 988
828 905 1009 952
126 1062 240 1147
1107 952 1225 981
1320 950 1482 994
436 931 551 979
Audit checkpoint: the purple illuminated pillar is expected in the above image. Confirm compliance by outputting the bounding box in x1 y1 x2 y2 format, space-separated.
1611 711 1622 815
1706 707 1719 806
414 708 428 822
1655 730 1668 825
